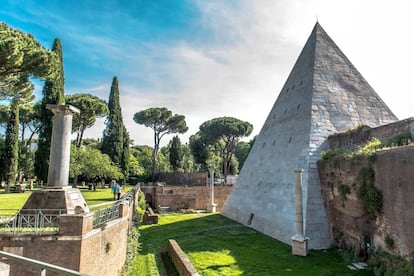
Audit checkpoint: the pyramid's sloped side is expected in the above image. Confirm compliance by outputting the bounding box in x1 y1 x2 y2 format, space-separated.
303 25 398 248
222 23 398 250
221 26 317 246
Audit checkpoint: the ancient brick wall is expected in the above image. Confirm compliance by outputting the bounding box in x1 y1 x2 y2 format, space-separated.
328 117 414 149
0 189 138 275
155 172 208 186
318 145 414 257
154 186 232 211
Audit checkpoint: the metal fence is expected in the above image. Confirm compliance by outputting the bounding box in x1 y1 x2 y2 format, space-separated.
91 188 136 227
0 209 64 235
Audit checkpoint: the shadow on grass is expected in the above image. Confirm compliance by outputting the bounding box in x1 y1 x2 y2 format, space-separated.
138 213 373 276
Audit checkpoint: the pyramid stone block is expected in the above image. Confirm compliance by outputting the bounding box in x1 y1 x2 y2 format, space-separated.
221 23 397 249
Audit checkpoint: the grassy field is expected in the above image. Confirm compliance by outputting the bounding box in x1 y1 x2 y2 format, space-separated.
129 213 372 276
0 186 132 211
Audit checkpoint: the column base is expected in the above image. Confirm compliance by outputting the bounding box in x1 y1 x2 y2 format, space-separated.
206 203 217 213
21 187 90 214
291 235 309 256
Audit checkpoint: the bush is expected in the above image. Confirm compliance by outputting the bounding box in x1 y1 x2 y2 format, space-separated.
385 132 411 147
358 184 383 215
337 183 351 201
368 249 414 276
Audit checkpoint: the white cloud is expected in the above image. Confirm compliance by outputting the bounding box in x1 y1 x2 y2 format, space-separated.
81 0 414 147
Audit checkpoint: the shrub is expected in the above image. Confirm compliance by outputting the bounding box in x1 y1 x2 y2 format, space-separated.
358 184 383 215
357 138 383 157
337 183 351 201
385 132 411 147
320 148 352 161
368 248 414 276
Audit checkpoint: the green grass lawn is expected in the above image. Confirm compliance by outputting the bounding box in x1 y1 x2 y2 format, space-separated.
129 213 372 276
0 186 133 211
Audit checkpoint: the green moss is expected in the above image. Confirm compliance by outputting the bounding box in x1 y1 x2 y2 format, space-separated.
338 183 351 201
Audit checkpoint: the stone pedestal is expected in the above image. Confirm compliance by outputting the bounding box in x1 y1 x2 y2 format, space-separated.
291 235 309 256
22 188 90 214
206 203 217 213
22 104 89 214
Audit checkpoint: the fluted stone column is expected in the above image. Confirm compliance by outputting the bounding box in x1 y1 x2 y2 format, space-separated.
46 104 79 188
207 170 217 212
22 104 89 214
291 168 309 256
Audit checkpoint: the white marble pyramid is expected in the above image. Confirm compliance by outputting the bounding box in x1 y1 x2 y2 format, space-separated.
221 23 397 249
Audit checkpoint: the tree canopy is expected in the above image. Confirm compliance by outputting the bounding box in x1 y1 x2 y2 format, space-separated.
198 117 253 182
65 93 108 147
0 22 57 96
133 107 188 182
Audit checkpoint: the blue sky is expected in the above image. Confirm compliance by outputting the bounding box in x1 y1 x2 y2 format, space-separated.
1 0 413 146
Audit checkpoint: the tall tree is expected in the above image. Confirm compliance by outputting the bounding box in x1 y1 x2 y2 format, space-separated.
1 75 33 187
65 93 108 147
101 77 129 181
133 107 188 183
0 22 57 92
34 38 65 183
169 135 183 172
198 117 253 183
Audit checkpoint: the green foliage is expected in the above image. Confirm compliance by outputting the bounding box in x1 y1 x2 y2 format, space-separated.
2 100 20 185
197 117 253 182
65 93 108 147
101 76 124 165
128 213 370 275
35 38 65 182
358 184 383 214
337 183 351 200
133 107 188 182
124 224 141 272
384 235 395 250
0 22 58 91
101 77 129 181
70 146 123 182
385 132 412 147
321 148 353 161
234 140 252 170
368 248 414 276
357 138 383 157
189 132 210 168
169 135 183 172
137 190 146 215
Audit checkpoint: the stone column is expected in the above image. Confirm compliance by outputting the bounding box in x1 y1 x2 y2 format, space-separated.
46 104 79 188
291 168 309 256
207 170 217 212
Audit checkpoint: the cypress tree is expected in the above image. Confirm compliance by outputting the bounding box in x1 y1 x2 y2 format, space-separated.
3 99 20 187
34 38 65 182
101 77 129 182
169 135 183 172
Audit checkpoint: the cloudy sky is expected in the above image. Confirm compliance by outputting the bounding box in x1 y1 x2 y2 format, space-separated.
1 0 413 146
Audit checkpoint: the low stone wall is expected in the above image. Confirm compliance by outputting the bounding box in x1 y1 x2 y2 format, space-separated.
154 186 232 211
0 188 139 275
155 172 208 186
328 117 414 149
167 239 199 276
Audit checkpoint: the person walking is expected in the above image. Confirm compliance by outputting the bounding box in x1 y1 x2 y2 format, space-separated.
117 184 122 200
111 180 118 201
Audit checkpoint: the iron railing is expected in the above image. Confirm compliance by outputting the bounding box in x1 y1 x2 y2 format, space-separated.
90 188 136 228
0 209 65 235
